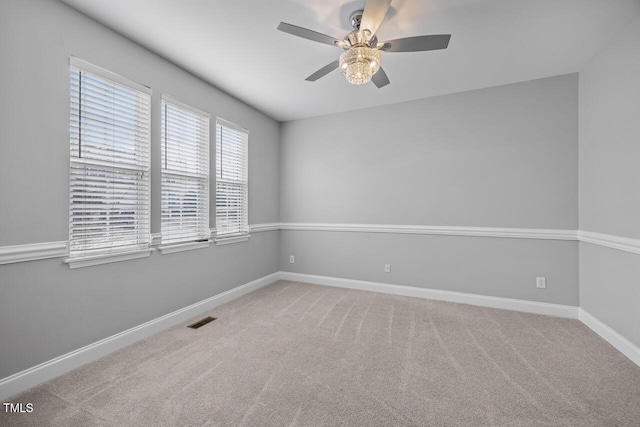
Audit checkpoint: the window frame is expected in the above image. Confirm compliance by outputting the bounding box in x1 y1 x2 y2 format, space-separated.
214 118 250 244
65 57 153 268
159 94 211 254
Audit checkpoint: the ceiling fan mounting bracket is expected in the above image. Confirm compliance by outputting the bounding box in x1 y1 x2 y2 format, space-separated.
349 10 364 30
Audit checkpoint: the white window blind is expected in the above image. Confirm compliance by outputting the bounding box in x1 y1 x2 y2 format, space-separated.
69 58 151 257
161 96 210 245
216 119 249 236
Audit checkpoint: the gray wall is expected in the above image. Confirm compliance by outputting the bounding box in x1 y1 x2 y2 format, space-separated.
579 15 640 348
0 232 278 379
280 74 579 305
280 231 578 305
280 74 578 229
0 0 280 378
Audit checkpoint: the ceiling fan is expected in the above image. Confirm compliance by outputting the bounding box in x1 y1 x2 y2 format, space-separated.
277 0 451 88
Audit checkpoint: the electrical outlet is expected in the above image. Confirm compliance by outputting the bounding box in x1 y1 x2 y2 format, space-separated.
384 264 391 273
289 255 295 264
536 277 546 289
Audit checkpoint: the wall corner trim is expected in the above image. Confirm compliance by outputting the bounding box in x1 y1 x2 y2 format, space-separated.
578 309 640 367
0 241 68 265
280 272 579 319
0 271 281 400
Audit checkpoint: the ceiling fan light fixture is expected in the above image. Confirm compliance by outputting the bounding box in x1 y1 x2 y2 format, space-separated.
339 46 380 85
277 0 451 88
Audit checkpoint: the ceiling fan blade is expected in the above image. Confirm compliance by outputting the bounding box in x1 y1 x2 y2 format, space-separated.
305 60 340 82
371 67 390 88
277 22 345 48
359 0 392 37
378 34 451 52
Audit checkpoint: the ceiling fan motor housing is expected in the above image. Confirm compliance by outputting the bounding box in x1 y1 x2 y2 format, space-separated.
346 30 378 48
347 10 377 47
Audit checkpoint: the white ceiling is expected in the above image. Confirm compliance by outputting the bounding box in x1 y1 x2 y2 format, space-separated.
61 0 640 122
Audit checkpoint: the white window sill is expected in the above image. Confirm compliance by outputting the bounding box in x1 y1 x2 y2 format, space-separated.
158 241 210 254
214 234 251 246
64 248 154 269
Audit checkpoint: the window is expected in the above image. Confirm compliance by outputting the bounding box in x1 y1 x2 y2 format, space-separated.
215 119 249 239
161 96 210 247
68 58 151 265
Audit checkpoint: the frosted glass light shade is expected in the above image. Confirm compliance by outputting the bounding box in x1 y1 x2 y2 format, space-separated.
339 47 381 85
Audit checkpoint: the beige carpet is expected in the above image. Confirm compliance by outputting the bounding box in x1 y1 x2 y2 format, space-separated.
3 280 640 426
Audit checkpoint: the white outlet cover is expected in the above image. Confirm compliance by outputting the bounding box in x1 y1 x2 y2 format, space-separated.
289 256 294 264
536 277 546 288
384 264 391 273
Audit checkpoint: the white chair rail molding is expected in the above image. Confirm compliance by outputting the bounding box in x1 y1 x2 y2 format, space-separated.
3 224 640 265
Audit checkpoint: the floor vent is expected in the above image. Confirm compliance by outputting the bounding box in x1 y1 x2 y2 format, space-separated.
188 316 217 329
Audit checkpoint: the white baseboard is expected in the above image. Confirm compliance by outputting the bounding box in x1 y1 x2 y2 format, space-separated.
578 309 640 367
280 272 640 368
4 270 638 400
0 272 280 401
279 272 579 319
